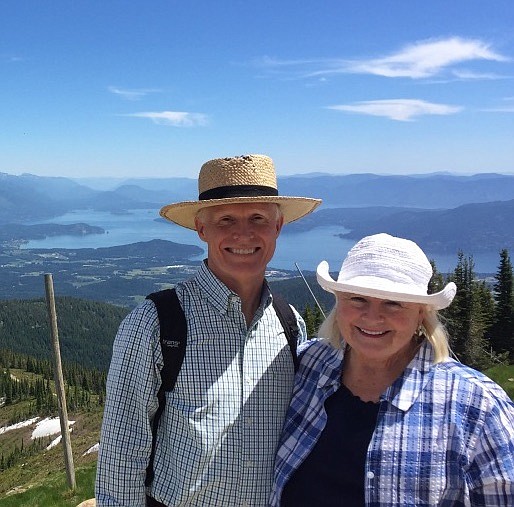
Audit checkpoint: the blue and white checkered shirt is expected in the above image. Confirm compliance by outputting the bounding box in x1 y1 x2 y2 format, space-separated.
96 261 306 506
271 339 514 506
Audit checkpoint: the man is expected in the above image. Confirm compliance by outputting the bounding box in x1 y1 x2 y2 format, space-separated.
95 154 321 506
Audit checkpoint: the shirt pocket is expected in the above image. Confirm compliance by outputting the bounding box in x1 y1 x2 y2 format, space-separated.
395 452 464 505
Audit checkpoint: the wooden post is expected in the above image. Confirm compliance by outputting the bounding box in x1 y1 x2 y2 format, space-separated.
44 273 76 491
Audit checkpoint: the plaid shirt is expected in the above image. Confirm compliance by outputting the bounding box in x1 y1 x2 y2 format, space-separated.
271 339 514 506
96 261 306 506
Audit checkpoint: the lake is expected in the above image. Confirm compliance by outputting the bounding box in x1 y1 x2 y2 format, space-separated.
25 209 501 274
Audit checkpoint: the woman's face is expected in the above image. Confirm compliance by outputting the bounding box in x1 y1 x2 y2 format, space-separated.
336 293 425 365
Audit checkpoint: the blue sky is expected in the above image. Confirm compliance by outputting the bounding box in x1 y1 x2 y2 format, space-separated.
1 0 513 178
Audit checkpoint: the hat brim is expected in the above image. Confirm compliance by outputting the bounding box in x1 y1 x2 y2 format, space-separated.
160 196 322 230
316 260 456 310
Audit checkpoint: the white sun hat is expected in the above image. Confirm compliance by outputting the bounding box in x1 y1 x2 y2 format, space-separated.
316 233 457 310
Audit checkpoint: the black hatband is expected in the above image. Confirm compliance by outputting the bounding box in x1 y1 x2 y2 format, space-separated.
199 185 278 200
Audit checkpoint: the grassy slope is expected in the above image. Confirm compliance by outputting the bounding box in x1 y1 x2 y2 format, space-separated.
0 463 96 506
484 363 514 400
0 401 103 505
1 363 513 506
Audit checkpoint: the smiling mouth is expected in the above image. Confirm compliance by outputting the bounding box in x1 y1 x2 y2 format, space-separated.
357 327 388 337
227 248 258 255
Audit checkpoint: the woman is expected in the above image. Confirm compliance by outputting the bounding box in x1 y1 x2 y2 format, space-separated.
271 233 514 506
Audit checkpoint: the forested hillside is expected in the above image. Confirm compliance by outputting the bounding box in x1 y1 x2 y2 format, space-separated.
0 348 104 498
0 282 330 373
1 248 513 374
270 275 335 314
0 298 128 371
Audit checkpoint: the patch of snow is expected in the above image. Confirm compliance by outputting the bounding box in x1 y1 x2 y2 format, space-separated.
46 427 74 450
0 417 39 435
31 417 75 440
83 442 99 456
47 434 62 450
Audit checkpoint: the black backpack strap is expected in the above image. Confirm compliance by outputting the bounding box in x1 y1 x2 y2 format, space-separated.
271 292 300 372
144 288 187 487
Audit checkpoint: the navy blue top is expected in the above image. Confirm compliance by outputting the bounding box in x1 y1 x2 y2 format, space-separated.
281 383 379 506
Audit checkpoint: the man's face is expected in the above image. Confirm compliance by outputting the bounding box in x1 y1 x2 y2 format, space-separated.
195 202 284 289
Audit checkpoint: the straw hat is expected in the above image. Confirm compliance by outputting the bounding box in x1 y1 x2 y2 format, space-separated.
160 154 322 230
317 233 457 310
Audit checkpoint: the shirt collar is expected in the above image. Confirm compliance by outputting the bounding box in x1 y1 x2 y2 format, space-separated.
193 260 271 317
315 340 345 389
382 340 436 411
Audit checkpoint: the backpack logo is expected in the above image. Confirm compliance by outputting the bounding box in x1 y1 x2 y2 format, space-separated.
162 340 181 348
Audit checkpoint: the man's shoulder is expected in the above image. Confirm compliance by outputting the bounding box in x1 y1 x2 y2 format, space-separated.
125 298 159 326
111 299 161 355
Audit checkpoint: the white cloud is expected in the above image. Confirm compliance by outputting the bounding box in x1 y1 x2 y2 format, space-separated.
483 97 514 113
1 54 24 63
108 86 160 100
483 106 514 112
254 55 340 79
257 55 317 67
346 37 507 79
257 37 508 81
126 111 209 127
327 99 462 121
451 69 505 80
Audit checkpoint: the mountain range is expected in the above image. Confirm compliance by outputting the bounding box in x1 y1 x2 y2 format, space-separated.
2 171 514 221
285 201 514 253
0 171 513 254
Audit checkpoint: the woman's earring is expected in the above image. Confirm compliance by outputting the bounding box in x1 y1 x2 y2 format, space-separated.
415 323 427 341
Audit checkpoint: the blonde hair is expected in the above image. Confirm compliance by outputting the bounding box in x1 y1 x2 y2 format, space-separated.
318 301 450 364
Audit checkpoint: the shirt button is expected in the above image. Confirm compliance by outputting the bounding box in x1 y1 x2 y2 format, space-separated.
245 459 253 467
367 471 375 479
245 417 253 426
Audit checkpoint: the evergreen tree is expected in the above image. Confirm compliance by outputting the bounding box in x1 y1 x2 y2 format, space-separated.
488 249 514 358
311 305 324 337
5 381 12 405
443 252 490 368
302 303 328 339
428 259 445 294
302 305 316 338
471 281 497 368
